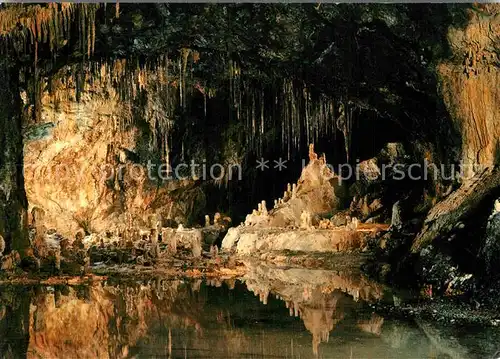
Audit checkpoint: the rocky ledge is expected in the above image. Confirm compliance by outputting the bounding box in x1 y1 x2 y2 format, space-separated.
222 224 388 255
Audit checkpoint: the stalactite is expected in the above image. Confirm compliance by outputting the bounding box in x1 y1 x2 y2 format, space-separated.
178 56 183 110
1 3 100 122
304 85 310 146
347 104 353 162
260 89 264 155
179 48 191 110
251 91 256 138
0 0 348 165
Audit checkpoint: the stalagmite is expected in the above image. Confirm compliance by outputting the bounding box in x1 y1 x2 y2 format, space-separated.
292 183 297 199
214 212 222 226
161 227 168 244
150 228 159 244
309 143 318 161
261 200 268 216
151 241 160 259
54 251 61 271
167 233 177 255
348 217 359 231
192 230 202 257
74 231 85 249
390 201 402 232
210 244 218 258
283 190 290 202
300 210 313 230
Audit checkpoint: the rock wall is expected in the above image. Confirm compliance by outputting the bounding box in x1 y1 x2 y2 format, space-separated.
438 6 500 174
23 66 205 237
413 6 500 253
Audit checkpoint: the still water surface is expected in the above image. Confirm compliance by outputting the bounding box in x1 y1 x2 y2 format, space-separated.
0 264 498 358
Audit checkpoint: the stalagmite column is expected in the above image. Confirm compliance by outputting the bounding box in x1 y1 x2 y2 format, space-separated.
261 200 268 216
0 63 29 256
191 230 202 258
167 233 177 255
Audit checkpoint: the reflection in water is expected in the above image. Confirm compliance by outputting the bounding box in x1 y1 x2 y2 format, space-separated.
0 264 498 358
0 287 30 358
241 261 387 356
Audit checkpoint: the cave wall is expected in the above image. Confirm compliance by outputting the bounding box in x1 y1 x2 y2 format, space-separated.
412 6 500 254
2 4 499 256
438 7 500 173
23 64 207 237
0 62 29 254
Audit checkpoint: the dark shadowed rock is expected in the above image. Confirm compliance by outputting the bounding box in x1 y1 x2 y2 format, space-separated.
481 208 500 275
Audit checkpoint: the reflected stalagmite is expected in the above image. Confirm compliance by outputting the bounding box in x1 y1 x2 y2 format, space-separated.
241 260 387 355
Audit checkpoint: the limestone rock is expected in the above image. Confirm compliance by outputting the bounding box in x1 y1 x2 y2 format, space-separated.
330 212 349 227
0 235 4 257
23 76 205 238
161 227 202 257
481 210 500 275
221 226 375 255
221 227 240 252
1 250 20 271
245 146 344 228
390 201 402 232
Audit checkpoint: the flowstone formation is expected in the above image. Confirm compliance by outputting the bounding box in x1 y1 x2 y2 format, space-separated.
23 65 206 239
222 145 389 255
244 144 342 228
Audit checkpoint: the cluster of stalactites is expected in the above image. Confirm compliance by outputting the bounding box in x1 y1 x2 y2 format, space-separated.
22 26 346 167
33 52 204 167
229 70 338 158
0 3 100 59
2 3 353 166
